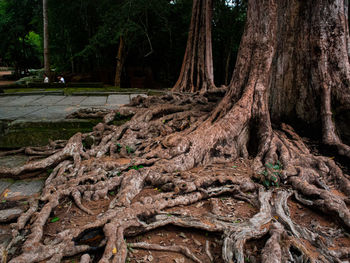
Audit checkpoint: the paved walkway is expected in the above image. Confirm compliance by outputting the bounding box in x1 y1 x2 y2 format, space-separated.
0 94 145 120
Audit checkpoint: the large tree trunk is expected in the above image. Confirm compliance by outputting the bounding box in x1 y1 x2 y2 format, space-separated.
4 0 350 262
268 0 350 147
43 0 50 81
172 0 215 93
205 0 350 164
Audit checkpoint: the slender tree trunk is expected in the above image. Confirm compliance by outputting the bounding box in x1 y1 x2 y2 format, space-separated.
114 36 125 88
43 0 50 81
224 49 231 86
172 0 215 93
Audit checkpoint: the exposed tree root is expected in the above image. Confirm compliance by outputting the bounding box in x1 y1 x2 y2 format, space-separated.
1 90 349 263
66 108 113 120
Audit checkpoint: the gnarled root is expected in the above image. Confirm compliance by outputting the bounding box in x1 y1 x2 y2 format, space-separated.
3 92 350 263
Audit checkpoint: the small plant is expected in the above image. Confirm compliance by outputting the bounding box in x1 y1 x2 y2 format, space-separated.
115 143 122 153
125 145 135 154
259 161 283 188
126 243 134 253
128 165 144 171
154 187 163 192
50 216 60 223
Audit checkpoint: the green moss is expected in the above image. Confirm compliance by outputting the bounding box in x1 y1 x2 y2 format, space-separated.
0 119 101 148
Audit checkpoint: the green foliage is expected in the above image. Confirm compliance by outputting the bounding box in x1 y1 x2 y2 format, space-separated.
259 161 283 188
0 0 247 87
126 242 134 253
50 216 60 223
128 165 144 171
125 145 135 154
115 143 122 153
0 0 42 73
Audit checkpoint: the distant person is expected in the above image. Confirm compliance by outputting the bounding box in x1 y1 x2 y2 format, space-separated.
43 74 49 83
57 75 65 84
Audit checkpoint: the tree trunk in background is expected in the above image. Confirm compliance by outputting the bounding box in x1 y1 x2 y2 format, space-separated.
224 50 231 86
43 0 50 81
114 36 125 88
172 0 215 93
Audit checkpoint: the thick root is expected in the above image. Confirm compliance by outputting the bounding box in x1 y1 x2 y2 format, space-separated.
3 92 350 263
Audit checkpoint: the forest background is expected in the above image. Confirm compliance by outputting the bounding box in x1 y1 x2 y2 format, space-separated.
0 0 246 88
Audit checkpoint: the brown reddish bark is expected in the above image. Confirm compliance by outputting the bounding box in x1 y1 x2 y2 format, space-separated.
168 0 350 169
172 0 216 93
3 0 350 262
114 36 125 88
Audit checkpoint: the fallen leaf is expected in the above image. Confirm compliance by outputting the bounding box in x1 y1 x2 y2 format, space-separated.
112 247 117 254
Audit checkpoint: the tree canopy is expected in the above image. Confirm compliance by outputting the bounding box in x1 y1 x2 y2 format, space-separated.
0 0 246 86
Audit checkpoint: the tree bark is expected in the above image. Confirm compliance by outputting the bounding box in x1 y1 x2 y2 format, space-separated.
208 0 350 162
43 0 50 81
4 0 350 262
172 0 215 93
114 36 125 88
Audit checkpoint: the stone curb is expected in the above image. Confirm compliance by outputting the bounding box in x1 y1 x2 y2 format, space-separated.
0 91 64 96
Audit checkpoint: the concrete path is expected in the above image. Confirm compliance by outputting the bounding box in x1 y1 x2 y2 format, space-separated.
0 94 145 120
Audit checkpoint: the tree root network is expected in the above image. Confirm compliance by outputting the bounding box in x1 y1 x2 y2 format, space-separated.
0 92 350 263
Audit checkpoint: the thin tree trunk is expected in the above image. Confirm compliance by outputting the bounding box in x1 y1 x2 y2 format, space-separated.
224 50 231 86
114 36 125 88
43 0 50 81
172 0 215 93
